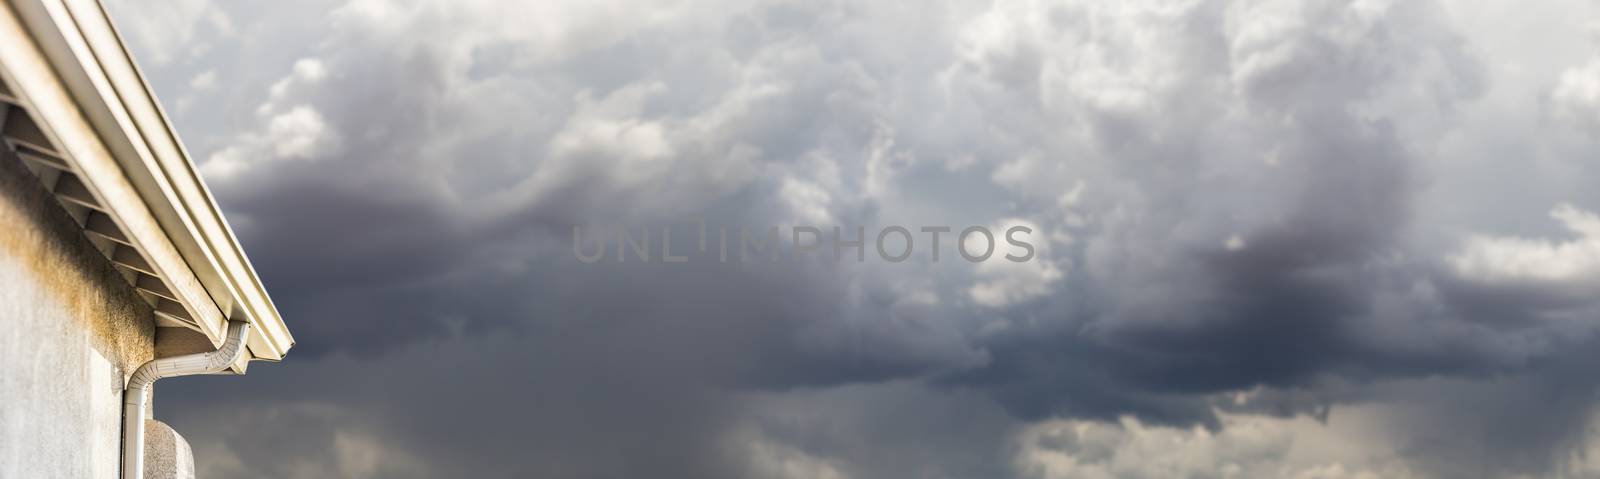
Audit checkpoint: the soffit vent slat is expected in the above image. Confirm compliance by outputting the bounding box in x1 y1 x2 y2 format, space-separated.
14 144 68 170
136 274 178 301
84 211 130 244
154 298 196 325
1 106 51 154
50 173 100 209
110 245 157 276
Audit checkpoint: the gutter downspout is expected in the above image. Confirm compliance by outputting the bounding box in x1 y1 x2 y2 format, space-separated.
121 321 251 479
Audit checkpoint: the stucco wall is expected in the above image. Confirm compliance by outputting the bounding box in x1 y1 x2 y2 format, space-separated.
144 420 195 479
0 146 155 477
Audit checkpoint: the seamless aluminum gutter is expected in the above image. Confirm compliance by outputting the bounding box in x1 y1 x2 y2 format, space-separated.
0 0 294 361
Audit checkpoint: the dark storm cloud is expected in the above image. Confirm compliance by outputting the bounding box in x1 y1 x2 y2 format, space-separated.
936 0 1495 425
106 0 1600 477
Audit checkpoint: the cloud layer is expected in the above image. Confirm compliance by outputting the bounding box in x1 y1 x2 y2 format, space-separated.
105 0 1600 477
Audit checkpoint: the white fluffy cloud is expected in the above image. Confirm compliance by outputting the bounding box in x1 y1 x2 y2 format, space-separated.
1553 57 1600 131
201 58 338 180
970 218 1062 308
1453 204 1600 284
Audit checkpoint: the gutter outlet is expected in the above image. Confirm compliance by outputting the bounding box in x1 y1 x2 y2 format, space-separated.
121 321 250 479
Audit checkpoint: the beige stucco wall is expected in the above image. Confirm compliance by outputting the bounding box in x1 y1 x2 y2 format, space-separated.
0 145 155 477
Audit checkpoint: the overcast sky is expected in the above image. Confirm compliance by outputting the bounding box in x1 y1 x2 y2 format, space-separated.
100 0 1600 477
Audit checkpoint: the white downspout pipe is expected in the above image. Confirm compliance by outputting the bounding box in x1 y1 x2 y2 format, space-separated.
122 321 251 479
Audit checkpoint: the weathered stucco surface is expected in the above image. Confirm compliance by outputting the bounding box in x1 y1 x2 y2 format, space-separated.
143 420 195 479
0 146 155 477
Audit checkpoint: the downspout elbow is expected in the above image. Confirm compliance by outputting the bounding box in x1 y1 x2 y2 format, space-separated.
122 321 251 479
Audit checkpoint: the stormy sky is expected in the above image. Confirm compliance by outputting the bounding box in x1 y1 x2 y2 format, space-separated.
100 0 1600 477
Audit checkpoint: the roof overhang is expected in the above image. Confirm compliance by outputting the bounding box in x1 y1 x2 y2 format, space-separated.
0 0 293 362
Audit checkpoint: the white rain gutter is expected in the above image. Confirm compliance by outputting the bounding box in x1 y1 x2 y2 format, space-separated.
121 321 251 479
